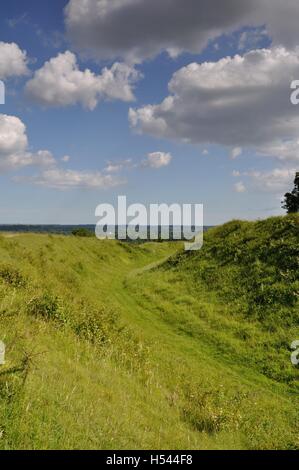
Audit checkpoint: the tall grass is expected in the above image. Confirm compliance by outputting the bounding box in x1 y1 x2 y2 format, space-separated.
0 217 298 450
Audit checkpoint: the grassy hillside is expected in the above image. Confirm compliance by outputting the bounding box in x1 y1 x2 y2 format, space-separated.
160 214 299 385
0 215 298 450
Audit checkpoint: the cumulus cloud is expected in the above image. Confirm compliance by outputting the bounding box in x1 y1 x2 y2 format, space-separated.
0 114 55 172
25 51 140 109
15 168 125 190
0 42 29 79
234 181 246 193
0 114 28 156
130 47 299 163
230 147 243 159
143 152 172 169
0 114 123 191
65 0 299 62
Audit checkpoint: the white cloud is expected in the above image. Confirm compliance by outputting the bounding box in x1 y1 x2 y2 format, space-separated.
245 168 296 193
232 170 241 177
25 51 140 109
130 47 299 164
238 28 268 51
15 168 125 190
230 147 243 159
0 114 28 155
104 163 123 173
143 152 172 169
0 114 126 191
65 0 299 62
202 149 209 155
104 153 172 172
104 159 133 173
62 155 71 162
234 181 246 193
7 13 29 29
256 141 299 163
0 114 54 172
30 150 56 167
0 42 29 79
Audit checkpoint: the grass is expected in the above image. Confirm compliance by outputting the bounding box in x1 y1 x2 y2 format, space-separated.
0 215 298 449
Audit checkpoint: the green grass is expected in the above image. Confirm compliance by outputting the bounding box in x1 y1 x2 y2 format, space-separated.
0 216 298 449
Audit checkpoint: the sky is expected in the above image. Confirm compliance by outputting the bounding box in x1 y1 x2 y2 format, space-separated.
0 0 298 225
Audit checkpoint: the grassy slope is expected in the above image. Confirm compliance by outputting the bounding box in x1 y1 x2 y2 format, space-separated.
0 216 298 450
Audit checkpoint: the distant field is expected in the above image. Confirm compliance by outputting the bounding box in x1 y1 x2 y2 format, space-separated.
0 225 97 235
0 233 20 238
0 215 298 449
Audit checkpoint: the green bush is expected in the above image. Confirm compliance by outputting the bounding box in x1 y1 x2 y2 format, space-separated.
28 293 61 321
73 306 118 345
0 265 26 288
72 228 93 238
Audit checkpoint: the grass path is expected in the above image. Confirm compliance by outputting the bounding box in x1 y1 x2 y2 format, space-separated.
113 256 292 396
108 249 299 449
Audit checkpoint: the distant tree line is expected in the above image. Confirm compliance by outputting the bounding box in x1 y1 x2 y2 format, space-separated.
72 228 93 237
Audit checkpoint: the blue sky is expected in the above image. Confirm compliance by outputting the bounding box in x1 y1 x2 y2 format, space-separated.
0 0 298 224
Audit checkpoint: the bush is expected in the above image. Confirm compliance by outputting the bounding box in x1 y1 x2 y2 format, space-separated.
181 383 243 434
73 304 119 345
72 228 93 238
28 293 62 321
0 265 26 288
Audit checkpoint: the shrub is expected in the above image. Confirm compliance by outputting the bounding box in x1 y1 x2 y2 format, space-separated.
28 293 62 321
73 305 119 345
181 383 243 434
72 228 93 238
0 265 26 288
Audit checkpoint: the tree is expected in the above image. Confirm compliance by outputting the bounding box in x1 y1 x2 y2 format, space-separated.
72 228 93 237
282 172 299 214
